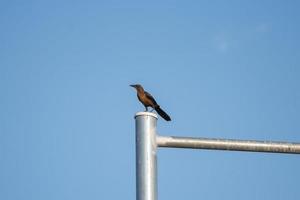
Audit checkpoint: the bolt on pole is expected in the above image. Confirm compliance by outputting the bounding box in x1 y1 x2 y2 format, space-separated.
135 112 158 200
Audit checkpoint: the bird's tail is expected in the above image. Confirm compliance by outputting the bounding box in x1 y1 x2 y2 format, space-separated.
155 106 171 121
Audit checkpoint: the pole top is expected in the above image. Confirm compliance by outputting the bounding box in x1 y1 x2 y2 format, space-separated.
135 112 158 119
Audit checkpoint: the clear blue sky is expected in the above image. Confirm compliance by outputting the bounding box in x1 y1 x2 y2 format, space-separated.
1 1 300 200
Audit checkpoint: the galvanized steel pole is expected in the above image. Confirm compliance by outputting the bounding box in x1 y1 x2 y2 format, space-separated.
134 112 300 200
157 136 300 154
135 112 158 200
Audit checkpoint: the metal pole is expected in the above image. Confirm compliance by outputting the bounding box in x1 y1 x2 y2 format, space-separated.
135 112 158 200
157 136 300 154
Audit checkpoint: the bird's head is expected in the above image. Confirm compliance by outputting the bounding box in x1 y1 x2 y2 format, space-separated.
130 84 142 90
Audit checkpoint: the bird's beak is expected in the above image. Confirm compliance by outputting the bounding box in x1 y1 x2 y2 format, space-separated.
130 84 136 88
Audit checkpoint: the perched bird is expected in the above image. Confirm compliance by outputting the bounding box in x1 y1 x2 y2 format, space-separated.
130 84 171 121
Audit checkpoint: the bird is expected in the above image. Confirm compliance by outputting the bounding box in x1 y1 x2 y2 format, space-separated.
130 84 171 121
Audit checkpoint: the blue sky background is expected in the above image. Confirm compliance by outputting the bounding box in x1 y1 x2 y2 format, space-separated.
1 1 300 200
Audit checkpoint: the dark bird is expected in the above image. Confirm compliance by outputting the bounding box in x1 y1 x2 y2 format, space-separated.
130 84 171 121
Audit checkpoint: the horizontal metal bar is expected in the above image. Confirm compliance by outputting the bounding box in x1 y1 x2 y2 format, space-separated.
156 136 300 154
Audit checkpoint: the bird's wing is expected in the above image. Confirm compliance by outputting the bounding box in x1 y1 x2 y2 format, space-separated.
144 91 158 106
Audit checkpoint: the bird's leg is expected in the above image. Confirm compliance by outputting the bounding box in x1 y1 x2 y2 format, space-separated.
150 105 158 112
145 106 148 112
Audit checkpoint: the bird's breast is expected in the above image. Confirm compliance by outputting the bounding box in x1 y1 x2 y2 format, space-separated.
137 93 153 107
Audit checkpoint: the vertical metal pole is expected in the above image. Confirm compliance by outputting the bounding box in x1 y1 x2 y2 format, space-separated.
135 112 158 200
